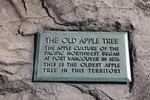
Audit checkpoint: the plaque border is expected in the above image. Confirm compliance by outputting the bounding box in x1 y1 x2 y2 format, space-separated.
33 32 41 81
124 33 132 82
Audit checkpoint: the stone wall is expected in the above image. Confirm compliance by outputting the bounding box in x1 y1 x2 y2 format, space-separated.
0 0 150 100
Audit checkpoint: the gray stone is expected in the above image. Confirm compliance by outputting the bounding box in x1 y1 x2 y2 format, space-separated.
0 0 150 100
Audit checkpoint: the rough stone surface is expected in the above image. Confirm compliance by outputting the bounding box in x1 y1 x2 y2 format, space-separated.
0 0 150 100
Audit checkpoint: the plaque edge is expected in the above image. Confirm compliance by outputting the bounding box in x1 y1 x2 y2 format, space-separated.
33 32 41 81
32 76 131 82
124 32 132 82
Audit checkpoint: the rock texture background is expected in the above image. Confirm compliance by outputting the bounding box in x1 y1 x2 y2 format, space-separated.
0 0 150 100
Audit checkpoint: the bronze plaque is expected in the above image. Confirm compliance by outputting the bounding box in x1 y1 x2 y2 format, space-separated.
33 31 131 82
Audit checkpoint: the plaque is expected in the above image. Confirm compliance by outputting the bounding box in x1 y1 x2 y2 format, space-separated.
33 31 131 82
